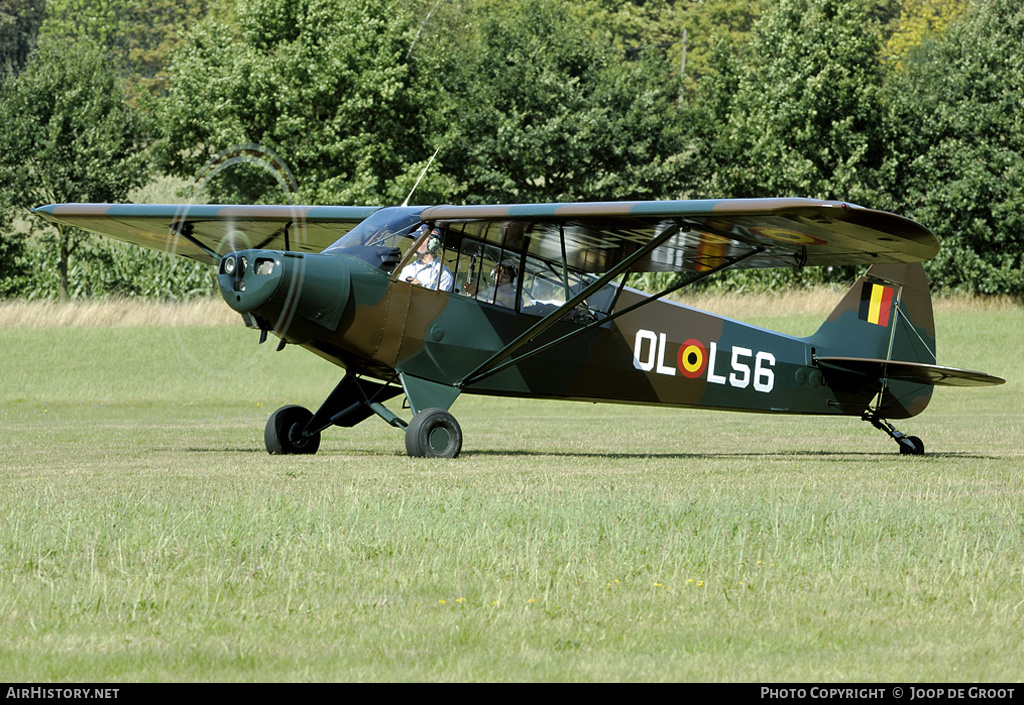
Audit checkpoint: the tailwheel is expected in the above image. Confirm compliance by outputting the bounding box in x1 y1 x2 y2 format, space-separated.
898 435 925 456
265 404 321 455
405 408 462 458
864 412 925 456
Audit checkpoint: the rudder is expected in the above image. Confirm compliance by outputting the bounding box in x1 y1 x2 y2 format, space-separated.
809 263 936 418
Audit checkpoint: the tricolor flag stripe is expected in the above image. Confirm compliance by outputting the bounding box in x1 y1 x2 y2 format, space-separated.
695 237 727 272
859 283 894 326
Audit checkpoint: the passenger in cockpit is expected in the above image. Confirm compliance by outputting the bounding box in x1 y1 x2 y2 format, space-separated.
465 260 525 308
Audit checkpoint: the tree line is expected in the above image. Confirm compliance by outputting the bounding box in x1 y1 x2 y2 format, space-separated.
1 0 1022 301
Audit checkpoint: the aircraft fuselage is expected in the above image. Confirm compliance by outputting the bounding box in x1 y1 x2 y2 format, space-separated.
219 247 877 418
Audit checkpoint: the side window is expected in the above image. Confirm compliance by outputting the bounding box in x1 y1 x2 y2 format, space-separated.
452 239 517 309
397 230 620 319
521 261 565 307
394 226 455 292
520 255 618 323
438 236 461 293
452 239 488 298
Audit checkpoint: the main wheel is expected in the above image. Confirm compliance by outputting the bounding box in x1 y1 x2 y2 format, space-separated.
265 405 321 455
405 408 462 458
898 435 924 456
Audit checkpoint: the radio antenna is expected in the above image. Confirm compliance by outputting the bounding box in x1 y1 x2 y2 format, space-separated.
401 148 440 208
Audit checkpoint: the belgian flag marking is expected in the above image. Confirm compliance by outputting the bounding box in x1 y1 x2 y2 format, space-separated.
859 283 894 326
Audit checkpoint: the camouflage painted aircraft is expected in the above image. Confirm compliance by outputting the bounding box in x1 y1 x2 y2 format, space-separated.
34 198 1004 458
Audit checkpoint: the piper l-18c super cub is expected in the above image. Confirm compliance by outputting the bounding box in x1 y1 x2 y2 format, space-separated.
34 197 1004 458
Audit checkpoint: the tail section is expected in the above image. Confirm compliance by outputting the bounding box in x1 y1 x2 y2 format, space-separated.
809 263 936 419
812 263 935 364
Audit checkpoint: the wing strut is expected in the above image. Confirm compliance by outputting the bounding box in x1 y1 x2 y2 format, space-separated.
458 247 763 388
559 223 572 301
170 218 220 262
456 221 682 387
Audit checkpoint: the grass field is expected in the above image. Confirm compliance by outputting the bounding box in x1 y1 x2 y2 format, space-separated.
1 296 1022 682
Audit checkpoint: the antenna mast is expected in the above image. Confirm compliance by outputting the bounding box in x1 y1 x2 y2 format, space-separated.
402 148 440 207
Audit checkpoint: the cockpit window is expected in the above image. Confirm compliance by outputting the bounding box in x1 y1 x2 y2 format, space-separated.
437 227 620 322
322 207 424 273
518 258 618 323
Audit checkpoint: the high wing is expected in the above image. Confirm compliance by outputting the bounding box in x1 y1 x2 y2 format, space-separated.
420 198 939 274
32 203 381 265
34 198 938 272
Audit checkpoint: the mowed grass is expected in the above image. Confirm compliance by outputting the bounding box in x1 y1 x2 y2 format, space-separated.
1 298 1022 681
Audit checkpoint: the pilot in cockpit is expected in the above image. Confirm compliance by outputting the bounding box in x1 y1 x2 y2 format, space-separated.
398 227 454 292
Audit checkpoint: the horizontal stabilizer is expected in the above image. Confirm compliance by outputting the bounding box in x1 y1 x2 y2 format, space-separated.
817 357 1005 387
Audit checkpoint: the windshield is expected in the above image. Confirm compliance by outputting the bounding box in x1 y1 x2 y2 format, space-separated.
322 207 425 272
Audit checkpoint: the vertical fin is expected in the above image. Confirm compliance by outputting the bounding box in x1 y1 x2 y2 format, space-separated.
812 263 934 364
810 263 936 418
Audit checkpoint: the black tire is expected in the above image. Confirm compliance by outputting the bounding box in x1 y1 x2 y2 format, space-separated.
405 408 462 458
265 405 321 455
898 435 924 456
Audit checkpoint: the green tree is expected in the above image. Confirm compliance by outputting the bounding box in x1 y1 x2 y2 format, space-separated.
707 0 888 204
569 0 768 92
881 0 1024 296
883 0 967 67
0 191 30 298
672 0 765 90
0 36 149 301
423 0 688 204
0 0 44 76
40 0 219 97
155 0 433 206
664 0 891 291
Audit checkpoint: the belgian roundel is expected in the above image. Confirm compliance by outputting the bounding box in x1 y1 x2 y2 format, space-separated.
677 339 708 378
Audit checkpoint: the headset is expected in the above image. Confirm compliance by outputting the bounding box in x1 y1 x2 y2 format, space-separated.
426 229 443 257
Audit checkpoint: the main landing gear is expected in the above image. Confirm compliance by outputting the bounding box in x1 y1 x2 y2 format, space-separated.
863 412 925 456
265 405 321 455
263 374 463 459
404 408 463 458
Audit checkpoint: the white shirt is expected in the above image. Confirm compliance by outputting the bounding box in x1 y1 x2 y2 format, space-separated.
399 258 453 292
